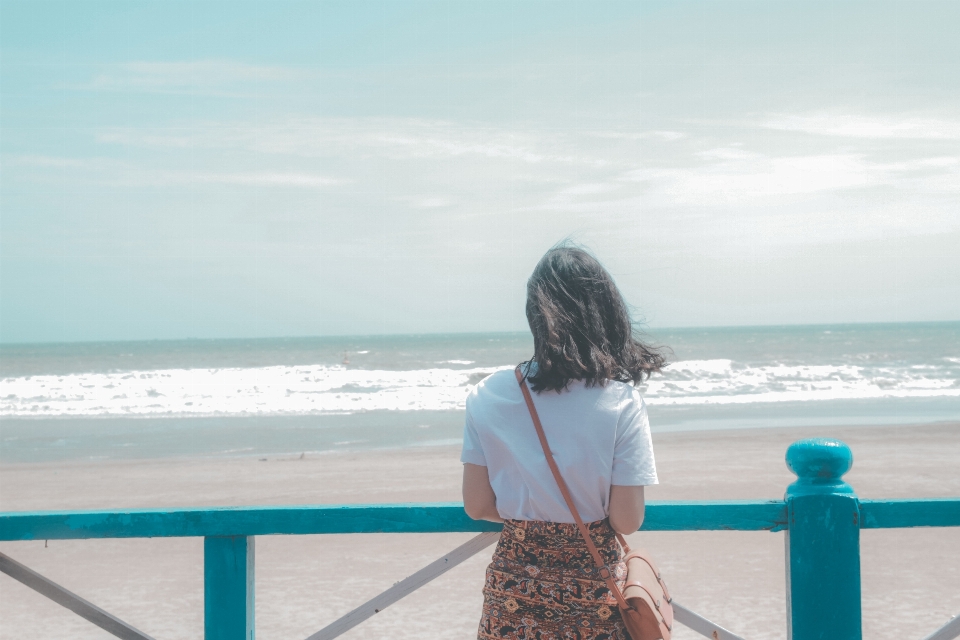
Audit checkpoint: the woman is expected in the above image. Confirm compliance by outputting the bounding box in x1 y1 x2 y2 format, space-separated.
461 246 665 640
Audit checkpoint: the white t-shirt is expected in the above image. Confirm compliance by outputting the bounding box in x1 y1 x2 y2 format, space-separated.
460 367 658 524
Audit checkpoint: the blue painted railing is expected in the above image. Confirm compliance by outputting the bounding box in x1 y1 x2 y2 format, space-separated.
1 438 958 640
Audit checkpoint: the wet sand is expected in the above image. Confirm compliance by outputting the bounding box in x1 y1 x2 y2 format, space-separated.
1 422 958 639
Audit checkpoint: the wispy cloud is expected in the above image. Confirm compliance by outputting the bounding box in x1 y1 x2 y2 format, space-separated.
627 152 882 204
561 183 619 196
647 130 686 141
189 171 343 188
760 113 960 140
589 130 685 141
7 155 343 189
620 149 960 206
95 117 612 166
411 197 452 208
7 155 91 168
12 114 960 225
86 60 309 96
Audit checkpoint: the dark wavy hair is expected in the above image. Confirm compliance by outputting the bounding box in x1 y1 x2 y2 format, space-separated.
523 246 666 392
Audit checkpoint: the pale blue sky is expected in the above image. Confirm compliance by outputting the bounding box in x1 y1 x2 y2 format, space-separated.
2 1 958 342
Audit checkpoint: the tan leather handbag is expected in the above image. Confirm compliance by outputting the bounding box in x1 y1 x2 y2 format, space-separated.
515 366 674 640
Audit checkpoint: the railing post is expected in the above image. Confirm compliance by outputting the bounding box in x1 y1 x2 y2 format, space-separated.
204 536 255 640
784 439 861 640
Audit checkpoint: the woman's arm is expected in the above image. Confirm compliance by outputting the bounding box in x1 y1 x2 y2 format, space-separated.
462 463 503 522
608 485 645 534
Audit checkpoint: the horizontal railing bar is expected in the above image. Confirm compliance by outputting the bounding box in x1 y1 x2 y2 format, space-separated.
643 500 786 531
860 499 960 529
0 503 495 540
0 552 157 640
0 501 787 541
4 498 957 541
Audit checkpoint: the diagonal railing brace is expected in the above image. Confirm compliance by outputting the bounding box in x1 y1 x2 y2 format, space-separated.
302 530 748 640
0 551 156 640
922 615 960 640
673 601 747 640
306 531 500 640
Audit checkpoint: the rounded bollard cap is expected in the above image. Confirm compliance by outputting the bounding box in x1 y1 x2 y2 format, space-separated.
785 438 855 498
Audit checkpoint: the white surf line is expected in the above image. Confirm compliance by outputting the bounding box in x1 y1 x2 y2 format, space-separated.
922 614 960 640
306 530 500 640
673 601 747 640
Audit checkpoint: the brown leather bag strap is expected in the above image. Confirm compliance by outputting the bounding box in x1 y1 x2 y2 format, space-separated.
514 366 631 611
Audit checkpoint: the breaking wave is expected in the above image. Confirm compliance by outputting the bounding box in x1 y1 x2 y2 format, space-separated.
2 358 958 418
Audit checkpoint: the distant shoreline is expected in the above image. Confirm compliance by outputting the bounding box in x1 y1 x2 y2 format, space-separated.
1 415 956 466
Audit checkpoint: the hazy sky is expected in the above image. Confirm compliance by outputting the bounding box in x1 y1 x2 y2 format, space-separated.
2 1 958 343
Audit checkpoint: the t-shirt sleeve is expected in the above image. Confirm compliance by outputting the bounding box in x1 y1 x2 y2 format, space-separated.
460 408 487 466
611 388 658 486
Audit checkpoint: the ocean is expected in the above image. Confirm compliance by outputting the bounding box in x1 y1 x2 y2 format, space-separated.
1 323 958 463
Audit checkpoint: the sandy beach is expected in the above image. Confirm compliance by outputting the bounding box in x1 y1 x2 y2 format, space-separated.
1 422 958 640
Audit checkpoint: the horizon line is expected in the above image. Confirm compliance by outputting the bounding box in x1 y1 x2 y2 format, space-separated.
2 319 958 348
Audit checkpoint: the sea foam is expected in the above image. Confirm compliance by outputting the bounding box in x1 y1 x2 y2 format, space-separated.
2 358 957 418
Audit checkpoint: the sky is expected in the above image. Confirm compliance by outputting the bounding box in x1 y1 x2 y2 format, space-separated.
1 0 958 343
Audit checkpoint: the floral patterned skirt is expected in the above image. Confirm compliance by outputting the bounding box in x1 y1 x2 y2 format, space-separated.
478 518 627 640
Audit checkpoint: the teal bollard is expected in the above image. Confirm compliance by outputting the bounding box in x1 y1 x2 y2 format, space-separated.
204 536 255 640
784 439 861 640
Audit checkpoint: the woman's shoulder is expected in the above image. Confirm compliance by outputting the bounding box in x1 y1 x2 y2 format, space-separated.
602 378 643 401
466 368 521 407
467 367 642 406
558 376 640 403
